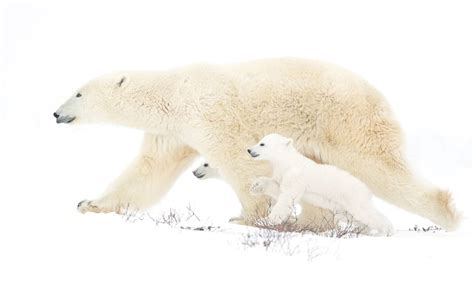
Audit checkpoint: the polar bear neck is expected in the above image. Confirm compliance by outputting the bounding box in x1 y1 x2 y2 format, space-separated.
108 72 189 135
267 146 304 173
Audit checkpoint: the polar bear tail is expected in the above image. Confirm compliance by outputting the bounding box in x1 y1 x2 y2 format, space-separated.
432 188 462 231
374 176 462 231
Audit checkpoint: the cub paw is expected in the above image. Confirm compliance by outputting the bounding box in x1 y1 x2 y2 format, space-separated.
249 179 266 196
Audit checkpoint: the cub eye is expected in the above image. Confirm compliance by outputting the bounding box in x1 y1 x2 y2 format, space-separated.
260 143 265 146
203 163 209 167
76 93 82 98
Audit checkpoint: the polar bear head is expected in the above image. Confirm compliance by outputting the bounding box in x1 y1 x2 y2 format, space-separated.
247 133 294 161
53 72 175 130
192 161 220 180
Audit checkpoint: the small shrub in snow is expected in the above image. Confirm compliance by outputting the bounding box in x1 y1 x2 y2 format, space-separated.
409 225 443 233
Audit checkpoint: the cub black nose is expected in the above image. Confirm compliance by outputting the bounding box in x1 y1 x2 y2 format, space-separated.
247 149 251 154
53 112 59 118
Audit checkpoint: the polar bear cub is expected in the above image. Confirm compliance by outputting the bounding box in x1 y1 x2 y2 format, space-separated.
247 133 395 236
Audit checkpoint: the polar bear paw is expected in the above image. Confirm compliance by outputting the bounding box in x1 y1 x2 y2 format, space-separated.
77 199 118 214
77 200 100 214
255 217 273 226
229 215 258 226
364 224 395 237
228 215 247 225
379 224 396 237
256 214 286 226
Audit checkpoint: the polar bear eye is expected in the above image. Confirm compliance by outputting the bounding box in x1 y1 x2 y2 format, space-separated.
204 163 209 167
76 93 82 98
260 143 265 146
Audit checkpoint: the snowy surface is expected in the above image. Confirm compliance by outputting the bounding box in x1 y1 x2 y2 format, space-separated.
1 1 473 283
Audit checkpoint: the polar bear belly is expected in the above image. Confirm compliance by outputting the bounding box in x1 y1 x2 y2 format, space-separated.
302 191 344 213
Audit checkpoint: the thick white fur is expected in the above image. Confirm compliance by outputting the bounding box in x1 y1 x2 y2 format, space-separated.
55 58 461 230
248 134 394 236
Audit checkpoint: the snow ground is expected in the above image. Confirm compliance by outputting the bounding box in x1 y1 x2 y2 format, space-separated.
1 1 473 284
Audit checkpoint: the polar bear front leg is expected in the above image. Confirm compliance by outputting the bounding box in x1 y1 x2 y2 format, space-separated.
228 177 272 225
78 133 197 214
211 160 272 224
259 176 305 225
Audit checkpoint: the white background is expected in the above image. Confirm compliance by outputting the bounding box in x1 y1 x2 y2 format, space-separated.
0 1 472 283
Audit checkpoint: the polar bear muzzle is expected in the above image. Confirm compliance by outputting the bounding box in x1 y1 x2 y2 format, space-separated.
247 148 259 158
192 170 205 179
53 112 76 124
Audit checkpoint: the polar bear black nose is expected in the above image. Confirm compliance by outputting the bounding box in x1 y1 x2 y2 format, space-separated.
247 149 252 154
53 112 59 118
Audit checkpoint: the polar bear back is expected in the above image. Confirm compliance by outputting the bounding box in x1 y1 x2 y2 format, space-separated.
276 149 373 207
303 162 371 201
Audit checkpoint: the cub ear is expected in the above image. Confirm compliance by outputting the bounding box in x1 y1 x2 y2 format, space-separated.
116 75 128 88
285 138 294 147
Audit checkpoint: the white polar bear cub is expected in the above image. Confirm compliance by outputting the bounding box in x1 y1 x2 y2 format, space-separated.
248 133 395 236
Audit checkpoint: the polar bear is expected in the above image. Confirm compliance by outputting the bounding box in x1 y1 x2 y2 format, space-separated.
192 162 221 180
247 133 395 236
53 58 460 230
192 159 388 235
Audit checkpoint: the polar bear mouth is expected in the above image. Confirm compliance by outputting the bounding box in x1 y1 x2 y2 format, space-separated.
249 152 260 158
247 149 260 158
192 171 205 179
56 115 76 124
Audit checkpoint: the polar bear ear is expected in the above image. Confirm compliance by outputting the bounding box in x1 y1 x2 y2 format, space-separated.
285 138 294 147
116 75 128 88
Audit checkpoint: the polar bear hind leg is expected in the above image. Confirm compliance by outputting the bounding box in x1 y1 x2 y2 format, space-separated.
322 146 461 231
293 143 337 230
346 203 394 236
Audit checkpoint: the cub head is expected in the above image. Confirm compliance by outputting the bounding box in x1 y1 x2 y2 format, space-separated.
247 133 294 161
192 162 220 180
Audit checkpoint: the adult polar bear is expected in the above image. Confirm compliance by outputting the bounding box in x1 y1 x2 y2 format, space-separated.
54 58 460 230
